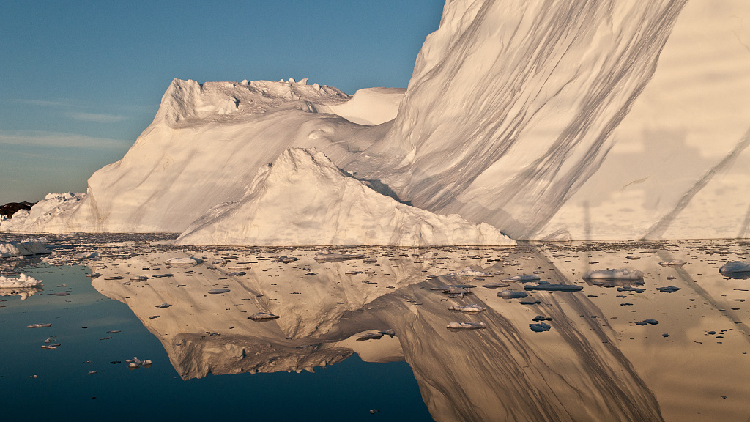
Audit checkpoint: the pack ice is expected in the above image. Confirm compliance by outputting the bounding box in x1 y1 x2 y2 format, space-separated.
3 0 750 242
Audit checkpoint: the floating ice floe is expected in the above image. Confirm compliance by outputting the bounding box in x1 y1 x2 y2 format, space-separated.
659 260 686 267
127 357 152 369
524 283 583 292
449 304 486 313
314 253 366 262
0 240 49 258
529 322 551 333
583 269 644 280
27 323 52 328
249 312 279 321
498 290 528 299
0 274 42 288
617 286 645 293
449 268 492 277
447 321 486 330
208 288 230 294
166 256 203 266
483 282 510 289
719 261 750 278
502 274 541 283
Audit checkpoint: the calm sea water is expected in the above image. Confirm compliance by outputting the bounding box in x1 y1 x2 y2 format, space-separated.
3 235 750 422
0 263 433 422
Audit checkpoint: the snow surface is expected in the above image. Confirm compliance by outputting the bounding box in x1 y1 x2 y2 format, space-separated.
319 87 405 125
3 0 750 241
177 148 513 246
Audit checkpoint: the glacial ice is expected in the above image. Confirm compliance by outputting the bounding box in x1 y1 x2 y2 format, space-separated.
0 273 43 288
719 261 750 276
176 149 514 246
0 240 49 258
3 0 750 242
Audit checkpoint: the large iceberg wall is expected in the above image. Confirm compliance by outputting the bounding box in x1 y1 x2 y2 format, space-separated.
351 0 750 240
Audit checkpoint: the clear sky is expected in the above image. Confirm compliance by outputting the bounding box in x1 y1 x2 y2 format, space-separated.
0 0 444 205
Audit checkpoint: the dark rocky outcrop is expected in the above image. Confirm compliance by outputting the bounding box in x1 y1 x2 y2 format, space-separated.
0 202 35 218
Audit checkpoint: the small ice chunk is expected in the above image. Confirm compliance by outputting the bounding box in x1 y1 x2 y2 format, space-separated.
447 321 486 329
659 260 686 267
208 288 230 294
166 257 202 266
720 261 750 278
448 304 486 313
524 283 582 292
498 290 527 299
529 322 551 332
502 274 541 283
583 269 644 280
249 312 279 321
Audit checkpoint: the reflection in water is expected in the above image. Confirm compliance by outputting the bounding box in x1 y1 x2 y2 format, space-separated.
13 236 750 422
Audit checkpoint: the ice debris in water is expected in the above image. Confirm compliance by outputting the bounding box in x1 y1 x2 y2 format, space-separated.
0 274 42 288
483 282 510 289
583 269 644 280
314 252 365 262
0 240 49 258
208 288 230 294
449 304 486 313
449 267 492 277
719 261 750 277
502 274 541 283
447 321 486 330
126 357 152 369
524 283 582 292
249 312 279 321
498 290 528 299
659 260 686 267
166 256 203 266
529 322 551 333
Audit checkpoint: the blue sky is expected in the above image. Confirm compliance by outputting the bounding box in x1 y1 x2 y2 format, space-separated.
0 0 444 204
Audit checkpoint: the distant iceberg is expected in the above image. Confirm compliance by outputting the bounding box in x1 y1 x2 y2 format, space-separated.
0 239 49 258
0 273 43 288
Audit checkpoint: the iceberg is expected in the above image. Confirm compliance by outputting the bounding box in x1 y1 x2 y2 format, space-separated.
4 0 750 242
176 149 514 246
0 240 49 258
0 274 43 288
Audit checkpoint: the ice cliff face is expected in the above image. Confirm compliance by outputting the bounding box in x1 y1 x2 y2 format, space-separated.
177 148 513 246
4 0 750 241
353 0 750 240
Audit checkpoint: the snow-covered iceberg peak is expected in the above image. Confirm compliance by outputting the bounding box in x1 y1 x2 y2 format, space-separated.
177 148 514 246
155 78 350 126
